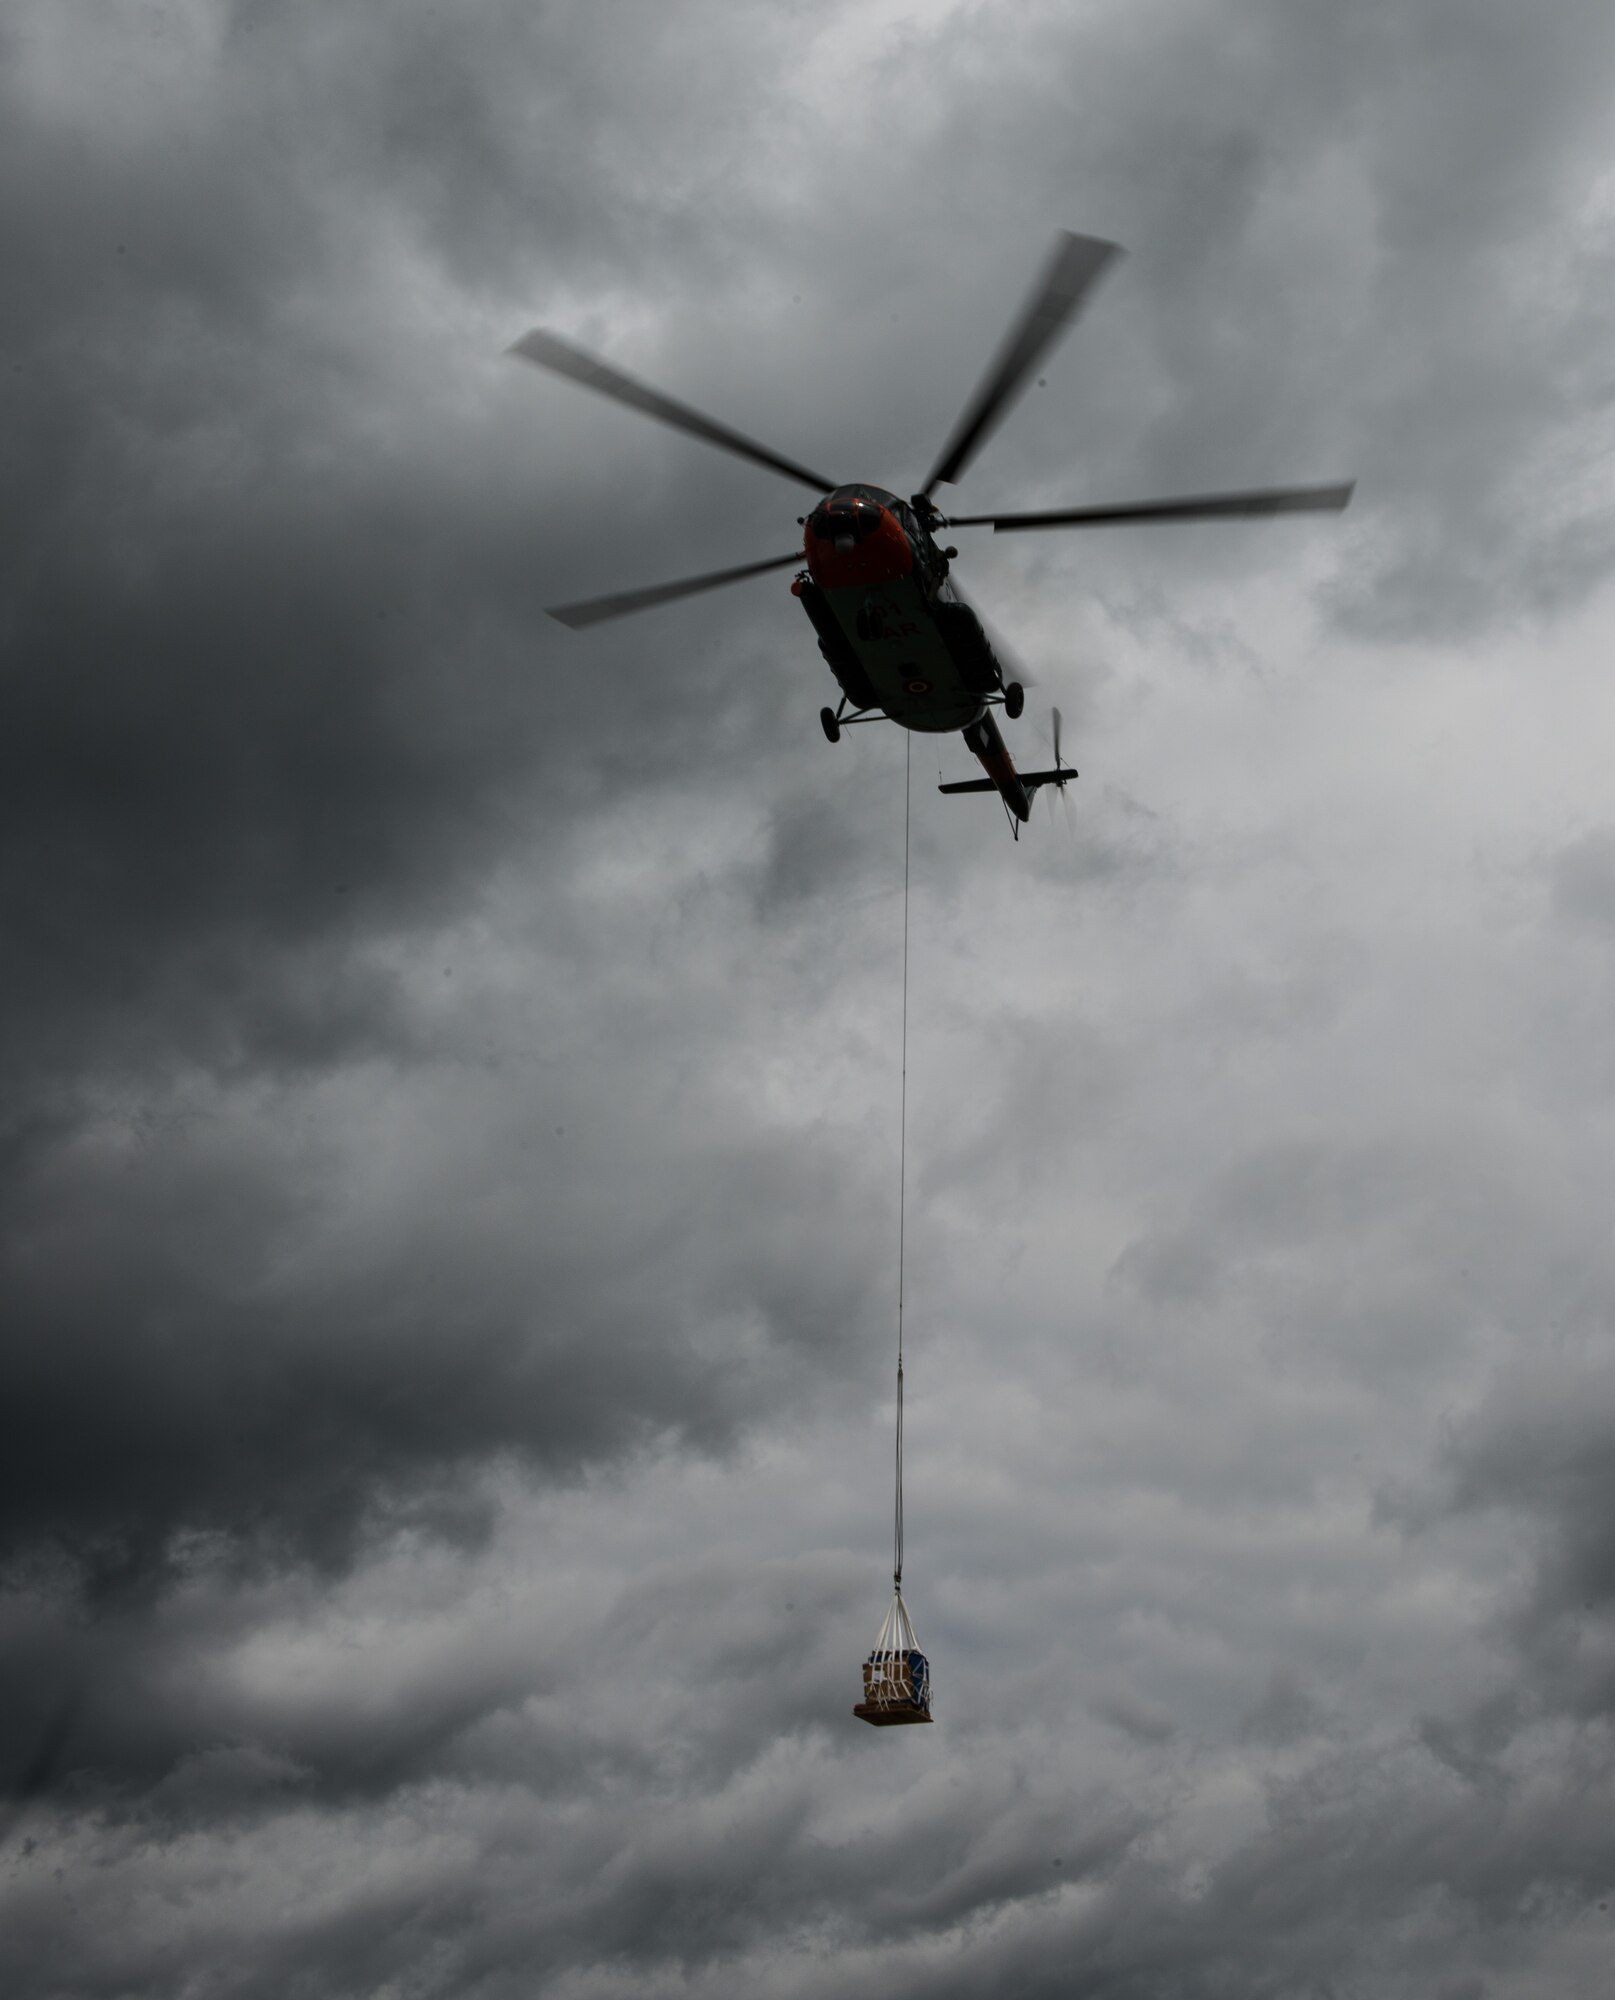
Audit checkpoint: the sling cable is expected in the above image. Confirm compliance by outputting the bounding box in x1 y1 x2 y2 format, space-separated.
855 733 933 1728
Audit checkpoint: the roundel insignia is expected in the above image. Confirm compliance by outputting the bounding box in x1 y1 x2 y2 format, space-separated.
903 677 932 695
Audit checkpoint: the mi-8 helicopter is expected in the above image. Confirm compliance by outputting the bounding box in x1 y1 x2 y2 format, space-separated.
511 232 1352 834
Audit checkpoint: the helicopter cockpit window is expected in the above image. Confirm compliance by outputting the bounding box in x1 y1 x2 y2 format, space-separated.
810 498 882 543
893 500 942 589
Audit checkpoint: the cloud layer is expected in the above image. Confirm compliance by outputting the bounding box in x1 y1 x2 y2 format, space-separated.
4 1 1615 1994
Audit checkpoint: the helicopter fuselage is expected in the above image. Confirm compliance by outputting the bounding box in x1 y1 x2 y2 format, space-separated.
794 483 1036 819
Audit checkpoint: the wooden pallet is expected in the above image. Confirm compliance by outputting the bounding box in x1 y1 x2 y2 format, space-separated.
853 1701 933 1727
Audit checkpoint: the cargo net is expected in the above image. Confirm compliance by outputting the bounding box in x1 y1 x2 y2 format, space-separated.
854 1585 933 1727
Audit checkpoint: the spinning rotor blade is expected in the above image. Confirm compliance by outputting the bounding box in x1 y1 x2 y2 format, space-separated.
989 618 1037 692
1052 708 1076 834
509 329 838 495
949 480 1355 531
1033 706 1073 783
921 231 1121 498
548 551 802 629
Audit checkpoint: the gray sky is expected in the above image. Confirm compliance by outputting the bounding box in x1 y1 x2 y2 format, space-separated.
4 0 1615 1993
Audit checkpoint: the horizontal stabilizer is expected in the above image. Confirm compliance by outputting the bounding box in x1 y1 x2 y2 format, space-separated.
937 767 1078 797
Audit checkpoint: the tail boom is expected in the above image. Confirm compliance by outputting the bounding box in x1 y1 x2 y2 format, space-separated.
939 710 1076 823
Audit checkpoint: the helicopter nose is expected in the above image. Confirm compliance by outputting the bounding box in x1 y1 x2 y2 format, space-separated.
804 499 913 589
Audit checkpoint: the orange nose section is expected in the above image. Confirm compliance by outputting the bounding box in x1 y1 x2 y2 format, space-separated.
804 500 913 591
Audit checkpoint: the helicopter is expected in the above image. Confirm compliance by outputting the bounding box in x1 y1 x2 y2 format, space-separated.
510 232 1353 835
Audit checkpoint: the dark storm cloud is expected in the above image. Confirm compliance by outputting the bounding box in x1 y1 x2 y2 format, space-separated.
1414 1352 1615 1722
0 1043 889 1597
902 0 1615 641
11 1669 1609 2000
1 0 886 1623
6 1 1615 1995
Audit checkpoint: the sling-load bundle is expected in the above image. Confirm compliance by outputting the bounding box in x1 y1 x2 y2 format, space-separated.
854 1583 932 1726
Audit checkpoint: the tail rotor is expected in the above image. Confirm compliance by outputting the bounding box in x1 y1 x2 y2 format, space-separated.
1034 705 1077 832
1053 707 1076 834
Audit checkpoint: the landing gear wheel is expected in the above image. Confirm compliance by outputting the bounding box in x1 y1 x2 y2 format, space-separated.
1003 681 1025 721
820 706 841 744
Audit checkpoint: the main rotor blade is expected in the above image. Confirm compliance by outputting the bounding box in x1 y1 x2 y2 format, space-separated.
509 329 838 495
950 480 1356 531
548 551 802 629
920 231 1121 498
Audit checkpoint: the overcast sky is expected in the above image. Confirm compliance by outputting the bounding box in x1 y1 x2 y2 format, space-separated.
5 1 1615 1994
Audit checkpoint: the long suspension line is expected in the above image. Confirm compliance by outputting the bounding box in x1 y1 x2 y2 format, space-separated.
894 730 911 1590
